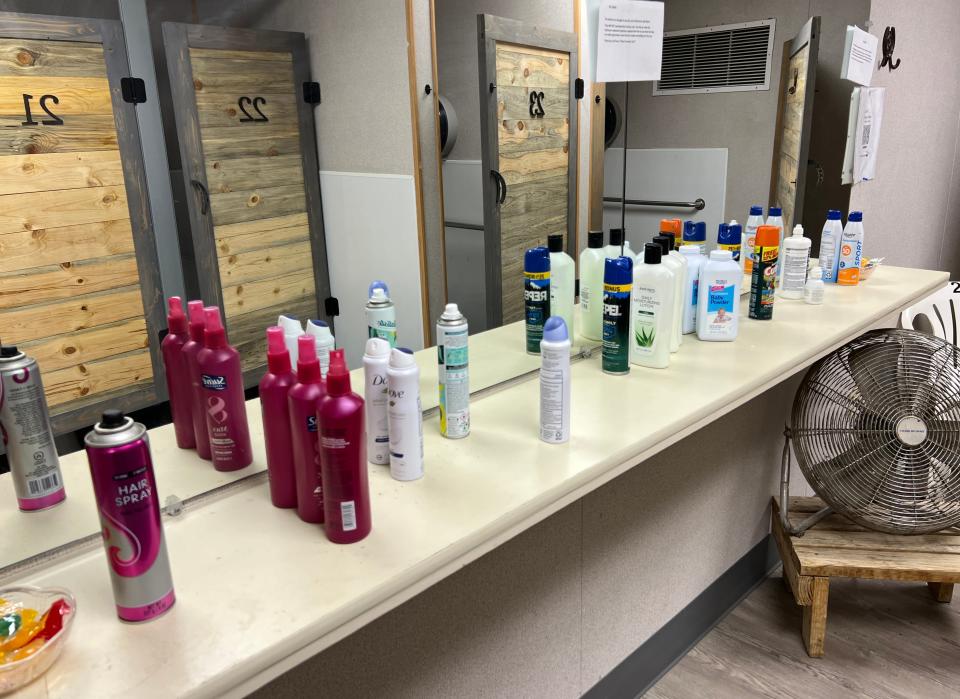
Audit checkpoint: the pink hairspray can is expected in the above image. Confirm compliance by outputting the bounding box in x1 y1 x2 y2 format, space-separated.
197 306 252 471
289 334 325 523
318 349 371 543
85 409 175 622
181 301 211 460
260 327 297 508
161 297 196 449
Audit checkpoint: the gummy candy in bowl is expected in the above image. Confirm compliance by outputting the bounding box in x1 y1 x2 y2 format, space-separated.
0 586 76 695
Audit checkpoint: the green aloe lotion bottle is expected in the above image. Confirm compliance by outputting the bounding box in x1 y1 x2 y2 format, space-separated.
630 243 675 369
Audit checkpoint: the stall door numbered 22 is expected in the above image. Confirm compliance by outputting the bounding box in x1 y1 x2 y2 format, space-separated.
0 14 162 429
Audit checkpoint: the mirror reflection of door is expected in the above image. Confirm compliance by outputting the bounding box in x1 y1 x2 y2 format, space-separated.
478 15 578 329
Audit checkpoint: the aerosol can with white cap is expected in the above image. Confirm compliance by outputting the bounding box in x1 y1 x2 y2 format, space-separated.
366 280 397 347
437 303 469 439
363 337 391 465
306 319 335 377
277 314 303 364
387 348 423 481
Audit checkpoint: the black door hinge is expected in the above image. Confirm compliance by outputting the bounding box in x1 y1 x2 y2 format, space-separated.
303 81 321 104
575 78 584 100
121 77 147 104
324 297 340 317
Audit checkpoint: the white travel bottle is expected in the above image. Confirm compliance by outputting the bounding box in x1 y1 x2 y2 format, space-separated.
579 231 606 341
306 319 335 377
804 266 825 305
277 314 303 364
677 245 704 335
362 337 391 465
630 243 675 369
696 249 741 342
818 210 844 283
779 224 811 300
386 347 423 481
547 234 575 339
539 316 571 444
653 235 685 352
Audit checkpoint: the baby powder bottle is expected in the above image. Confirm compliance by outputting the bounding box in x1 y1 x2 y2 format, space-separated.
696 249 741 342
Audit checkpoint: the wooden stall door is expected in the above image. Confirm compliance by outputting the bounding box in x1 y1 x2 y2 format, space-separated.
477 15 578 329
0 13 163 432
770 16 820 233
163 24 329 381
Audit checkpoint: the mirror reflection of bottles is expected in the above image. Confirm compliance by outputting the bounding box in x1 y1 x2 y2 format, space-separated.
524 246 551 355
579 231 606 341
183 301 211 460
366 280 397 347
697 249 741 342
387 348 423 481
602 256 632 375
161 297 196 449
539 317 571 444
547 234 575 339
630 243 674 369
437 303 470 439
363 338 392 465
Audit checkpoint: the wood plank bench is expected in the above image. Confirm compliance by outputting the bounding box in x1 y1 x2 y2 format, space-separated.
771 496 960 657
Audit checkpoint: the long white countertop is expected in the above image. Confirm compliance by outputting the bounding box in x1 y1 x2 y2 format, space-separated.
3 266 946 698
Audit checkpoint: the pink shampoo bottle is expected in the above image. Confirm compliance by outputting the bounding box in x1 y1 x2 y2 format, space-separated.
289 334 326 523
181 300 211 460
260 327 297 508
318 349 371 544
161 296 196 449
197 306 253 471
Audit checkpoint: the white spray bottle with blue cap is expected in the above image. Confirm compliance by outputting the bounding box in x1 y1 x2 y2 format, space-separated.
539 316 570 444
277 314 303 364
366 280 397 347
306 319 335 377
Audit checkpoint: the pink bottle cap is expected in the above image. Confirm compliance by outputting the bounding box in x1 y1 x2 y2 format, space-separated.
203 306 226 348
187 300 205 341
296 334 321 383
167 296 187 334
265 326 291 375
326 348 351 395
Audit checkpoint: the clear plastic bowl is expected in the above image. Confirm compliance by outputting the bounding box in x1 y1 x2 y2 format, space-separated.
0 586 76 695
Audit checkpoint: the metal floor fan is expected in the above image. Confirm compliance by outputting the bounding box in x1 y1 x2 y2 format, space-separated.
781 329 960 536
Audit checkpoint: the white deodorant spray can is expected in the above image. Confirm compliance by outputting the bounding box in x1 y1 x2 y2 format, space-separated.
363 338 391 465
437 303 469 439
387 347 423 480
306 319 335 378
539 317 571 444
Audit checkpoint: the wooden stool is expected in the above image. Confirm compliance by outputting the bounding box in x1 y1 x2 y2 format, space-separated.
772 496 960 657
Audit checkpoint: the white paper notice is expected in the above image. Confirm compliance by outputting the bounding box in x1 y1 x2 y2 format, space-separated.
840 25 878 86
596 1 664 83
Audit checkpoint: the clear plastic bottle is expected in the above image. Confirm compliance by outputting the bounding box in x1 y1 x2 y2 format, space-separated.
579 231 606 341
605 228 633 260
547 234 575 338
804 266 825 305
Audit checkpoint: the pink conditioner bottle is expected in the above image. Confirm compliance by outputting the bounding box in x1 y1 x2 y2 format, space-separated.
181 300 211 460
318 349 371 544
161 296 196 449
260 327 297 508
289 334 325 523
197 306 253 471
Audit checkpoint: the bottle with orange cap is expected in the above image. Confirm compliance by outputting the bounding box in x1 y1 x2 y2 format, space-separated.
748 225 780 320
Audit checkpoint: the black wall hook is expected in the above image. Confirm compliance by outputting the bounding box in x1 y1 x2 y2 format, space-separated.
880 26 901 71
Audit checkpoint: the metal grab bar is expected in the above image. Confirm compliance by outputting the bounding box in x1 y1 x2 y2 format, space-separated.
603 196 705 211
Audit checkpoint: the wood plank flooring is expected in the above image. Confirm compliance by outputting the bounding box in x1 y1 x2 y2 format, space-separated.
647 574 960 699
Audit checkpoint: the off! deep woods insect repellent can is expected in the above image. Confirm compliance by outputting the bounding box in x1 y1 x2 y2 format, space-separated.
749 225 780 320
85 410 175 622
524 246 551 354
602 256 633 375
0 343 65 511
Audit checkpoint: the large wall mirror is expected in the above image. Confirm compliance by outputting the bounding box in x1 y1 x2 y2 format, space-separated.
1 0 871 573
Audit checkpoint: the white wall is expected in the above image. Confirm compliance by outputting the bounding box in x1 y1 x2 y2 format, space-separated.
849 0 960 277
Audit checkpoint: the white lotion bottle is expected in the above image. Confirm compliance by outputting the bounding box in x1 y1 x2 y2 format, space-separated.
677 245 703 335
804 266 825 305
630 243 674 369
539 316 571 444
818 209 844 283
362 337 391 465
742 205 764 275
579 230 606 341
386 347 423 481
547 234 575 339
696 249 741 342
779 224 811 300
306 319 335 377
277 314 303 364
653 235 685 353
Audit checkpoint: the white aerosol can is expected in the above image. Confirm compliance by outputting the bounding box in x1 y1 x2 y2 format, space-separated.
437 303 469 439
306 319 335 378
387 348 423 480
539 317 571 444
363 338 391 465
366 280 397 347
277 314 303 364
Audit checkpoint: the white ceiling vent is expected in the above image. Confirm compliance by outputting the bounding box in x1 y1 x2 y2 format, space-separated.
654 19 775 96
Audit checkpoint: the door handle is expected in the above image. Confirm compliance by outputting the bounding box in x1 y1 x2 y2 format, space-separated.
190 179 210 215
491 170 507 206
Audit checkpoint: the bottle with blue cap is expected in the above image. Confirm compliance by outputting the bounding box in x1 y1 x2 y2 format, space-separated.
306 319 335 377
818 209 844 283
366 280 397 347
837 211 865 285
765 206 785 276
524 246 551 354
682 220 706 254
718 220 741 261
539 316 570 444
743 205 764 274
602 256 632 375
